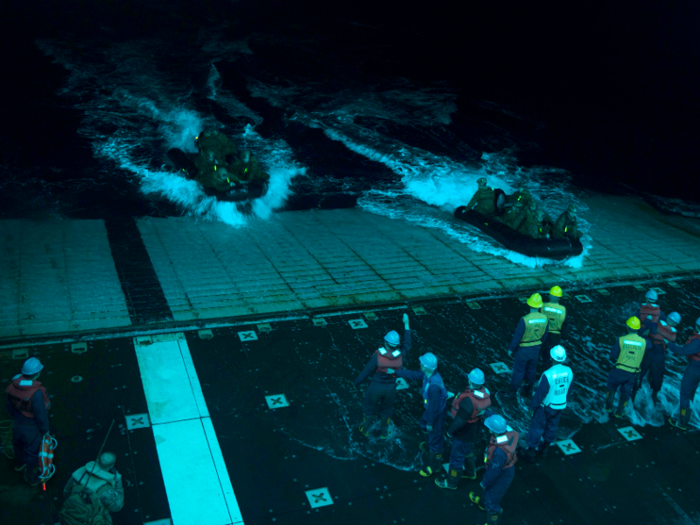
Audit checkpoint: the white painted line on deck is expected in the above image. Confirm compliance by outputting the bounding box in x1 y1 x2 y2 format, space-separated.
134 336 242 525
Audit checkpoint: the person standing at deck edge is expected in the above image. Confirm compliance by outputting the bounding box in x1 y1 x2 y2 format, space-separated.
354 314 412 439
390 352 450 477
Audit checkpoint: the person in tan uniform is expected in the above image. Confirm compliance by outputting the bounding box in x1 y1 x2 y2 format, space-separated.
59 452 124 525
552 205 582 240
466 177 496 216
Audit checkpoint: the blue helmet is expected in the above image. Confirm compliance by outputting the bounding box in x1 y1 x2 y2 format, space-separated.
467 368 485 385
22 357 44 375
484 414 507 434
384 330 400 347
419 352 438 370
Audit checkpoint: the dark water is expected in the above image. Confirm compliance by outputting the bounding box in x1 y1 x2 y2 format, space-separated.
1 0 699 223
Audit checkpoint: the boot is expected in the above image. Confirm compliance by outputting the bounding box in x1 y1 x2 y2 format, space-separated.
604 391 615 413
669 408 691 431
435 468 460 490
359 416 372 437
614 400 628 419
463 453 477 480
487 510 502 524
538 441 552 459
522 447 537 463
380 418 391 439
24 467 42 487
520 383 533 397
469 491 486 510
651 390 659 405
419 449 442 477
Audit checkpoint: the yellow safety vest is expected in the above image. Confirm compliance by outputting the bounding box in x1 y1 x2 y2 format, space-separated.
520 312 548 347
615 334 646 373
542 303 567 334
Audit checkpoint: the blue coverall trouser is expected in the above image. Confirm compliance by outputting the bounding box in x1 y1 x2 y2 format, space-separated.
511 346 541 391
607 368 637 402
526 405 563 449
680 360 700 410
449 437 473 471
13 420 42 468
485 465 515 513
639 345 666 392
361 380 397 419
420 408 447 452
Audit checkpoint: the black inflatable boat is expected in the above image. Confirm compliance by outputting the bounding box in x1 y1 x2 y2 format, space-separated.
166 148 268 203
454 206 583 259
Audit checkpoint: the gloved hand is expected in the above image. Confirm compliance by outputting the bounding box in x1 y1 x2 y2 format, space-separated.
507 350 513 358
427 425 433 432
386 368 395 374
403 313 409 329
447 391 455 399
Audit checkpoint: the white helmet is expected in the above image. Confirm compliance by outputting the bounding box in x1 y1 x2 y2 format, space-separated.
550 345 567 362
645 290 658 302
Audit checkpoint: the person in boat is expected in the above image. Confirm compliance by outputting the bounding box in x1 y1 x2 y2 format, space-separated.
498 200 527 230
466 178 496 216
228 150 271 184
193 130 241 192
194 149 239 192
517 204 548 239
506 182 533 208
195 130 239 163
551 205 582 240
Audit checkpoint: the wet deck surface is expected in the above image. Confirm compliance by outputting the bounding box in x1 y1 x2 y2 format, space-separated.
2 282 700 524
3 196 700 341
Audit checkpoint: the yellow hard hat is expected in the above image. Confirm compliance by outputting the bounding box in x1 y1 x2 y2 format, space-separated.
549 286 563 297
527 293 543 308
626 316 641 330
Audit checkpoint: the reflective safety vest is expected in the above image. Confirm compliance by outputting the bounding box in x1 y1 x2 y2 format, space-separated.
375 347 403 373
639 303 661 336
542 303 566 334
687 332 700 362
485 429 519 469
5 375 51 419
422 372 448 413
650 320 677 349
615 334 646 373
540 364 573 409
450 387 491 422
519 312 548 347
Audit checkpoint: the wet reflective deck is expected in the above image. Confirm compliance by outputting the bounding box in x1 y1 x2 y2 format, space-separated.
2 282 700 525
2 196 700 341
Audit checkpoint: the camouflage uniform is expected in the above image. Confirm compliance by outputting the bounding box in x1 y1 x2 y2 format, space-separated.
499 202 526 230
467 178 496 216
552 207 582 239
517 208 548 239
194 154 237 191
195 131 239 162
507 186 533 208
228 155 270 184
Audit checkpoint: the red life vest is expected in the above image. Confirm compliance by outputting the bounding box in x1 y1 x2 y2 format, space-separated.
450 387 492 422
5 376 51 419
375 348 403 373
650 320 677 349
485 430 519 469
687 332 700 362
639 303 661 333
